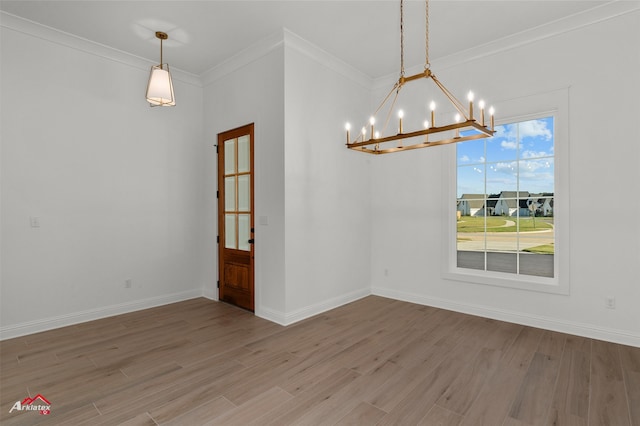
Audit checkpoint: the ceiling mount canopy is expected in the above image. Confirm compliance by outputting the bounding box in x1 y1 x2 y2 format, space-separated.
344 0 495 154
146 31 176 107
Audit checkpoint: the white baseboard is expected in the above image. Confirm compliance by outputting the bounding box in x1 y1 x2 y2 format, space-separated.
8 285 634 348
256 288 371 326
201 286 217 301
0 289 203 341
371 287 640 348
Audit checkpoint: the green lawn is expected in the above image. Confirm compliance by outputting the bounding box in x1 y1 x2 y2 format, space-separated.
457 216 553 233
523 244 555 254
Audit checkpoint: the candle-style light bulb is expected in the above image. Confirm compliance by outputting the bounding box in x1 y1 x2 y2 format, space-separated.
361 126 367 141
479 100 486 126
398 110 404 134
345 122 351 144
454 113 461 138
467 91 474 120
423 120 429 142
374 131 380 139
369 116 375 138
429 101 436 127
489 106 495 131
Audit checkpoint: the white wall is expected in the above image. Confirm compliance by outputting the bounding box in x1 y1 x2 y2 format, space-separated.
1 18 205 338
201 30 372 324
283 32 372 320
370 9 640 346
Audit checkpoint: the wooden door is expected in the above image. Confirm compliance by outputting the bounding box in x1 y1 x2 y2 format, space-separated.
217 124 254 311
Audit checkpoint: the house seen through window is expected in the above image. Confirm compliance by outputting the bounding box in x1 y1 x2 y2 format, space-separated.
456 116 555 278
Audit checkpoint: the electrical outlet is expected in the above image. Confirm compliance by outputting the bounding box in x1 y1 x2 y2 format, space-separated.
125 279 132 289
605 296 615 309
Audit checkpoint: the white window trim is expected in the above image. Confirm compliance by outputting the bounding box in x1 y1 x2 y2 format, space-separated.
442 88 570 295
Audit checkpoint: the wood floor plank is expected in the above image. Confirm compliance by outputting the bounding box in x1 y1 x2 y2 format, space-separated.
619 344 640 373
623 369 640 425
376 322 495 426
459 326 545 426
221 351 304 405
436 347 502 416
204 387 292 426
1 297 637 426
247 368 361 426
507 351 562 424
545 341 590 426
418 404 463 426
159 396 236 426
333 401 387 426
589 340 631 426
506 331 565 424
292 359 401 425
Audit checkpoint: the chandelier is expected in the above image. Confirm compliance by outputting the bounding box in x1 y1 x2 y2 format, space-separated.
345 0 495 154
146 31 176 107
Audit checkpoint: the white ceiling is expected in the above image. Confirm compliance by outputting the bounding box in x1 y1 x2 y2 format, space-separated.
0 1 610 79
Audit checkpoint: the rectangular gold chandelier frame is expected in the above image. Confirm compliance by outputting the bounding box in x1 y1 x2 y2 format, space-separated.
346 69 495 155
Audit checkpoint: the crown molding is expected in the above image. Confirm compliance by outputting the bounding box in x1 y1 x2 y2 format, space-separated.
373 1 640 90
200 29 285 87
282 28 372 90
201 27 372 90
0 11 202 87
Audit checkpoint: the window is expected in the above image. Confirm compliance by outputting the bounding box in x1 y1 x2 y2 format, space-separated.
457 116 555 278
443 89 569 294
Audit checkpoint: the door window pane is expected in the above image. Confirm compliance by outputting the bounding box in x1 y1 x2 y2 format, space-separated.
238 136 250 173
224 139 236 174
225 177 236 212
225 214 236 249
238 214 251 251
238 175 250 212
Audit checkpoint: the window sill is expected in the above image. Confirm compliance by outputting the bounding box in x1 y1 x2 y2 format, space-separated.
442 267 569 295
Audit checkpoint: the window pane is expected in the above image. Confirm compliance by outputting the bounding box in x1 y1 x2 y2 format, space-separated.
486 123 518 162
519 159 554 194
238 214 251 251
518 118 554 160
486 162 518 195
225 214 236 249
457 138 485 165
238 135 250 173
225 177 236 212
457 165 485 196
487 251 518 274
238 175 250 212
224 139 235 174
457 250 485 271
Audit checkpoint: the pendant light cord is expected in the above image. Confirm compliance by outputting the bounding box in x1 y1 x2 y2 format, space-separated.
400 0 431 75
425 0 430 69
399 0 405 78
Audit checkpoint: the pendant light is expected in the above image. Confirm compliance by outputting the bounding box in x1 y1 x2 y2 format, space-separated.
146 31 175 107
344 0 495 154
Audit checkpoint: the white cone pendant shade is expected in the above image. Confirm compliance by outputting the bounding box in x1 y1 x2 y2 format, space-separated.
146 31 175 107
146 64 175 106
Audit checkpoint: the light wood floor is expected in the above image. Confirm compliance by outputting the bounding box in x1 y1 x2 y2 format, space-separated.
1 296 638 425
